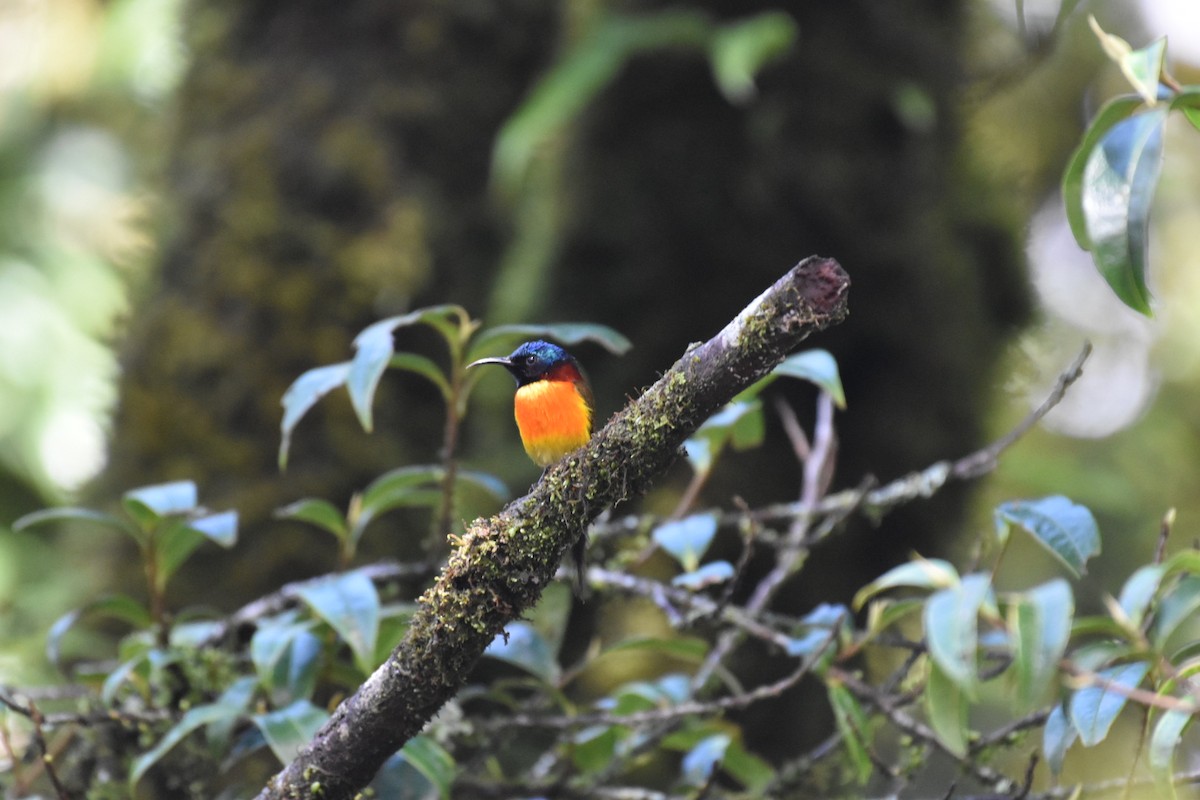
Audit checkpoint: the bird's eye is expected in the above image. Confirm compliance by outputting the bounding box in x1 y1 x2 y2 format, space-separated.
524 354 537 365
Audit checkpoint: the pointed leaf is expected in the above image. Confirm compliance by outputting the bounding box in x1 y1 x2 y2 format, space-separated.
771 349 846 408
924 574 991 694
389 352 451 399
187 510 238 547
852 558 959 610
681 733 732 787
12 507 133 538
1150 709 1194 800
709 12 796 103
672 560 736 590
130 702 242 790
275 498 350 541
251 615 321 702
1069 661 1150 746
603 636 709 663
207 676 259 755
397 735 456 800
1043 703 1077 776
484 621 560 683
279 361 352 469
252 699 329 766
1011 579 1073 711
652 514 719 573
1063 94 1143 248
994 496 1101 577
926 659 970 757
1117 564 1164 628
47 594 151 668
1151 575 1200 649
827 684 872 784
1080 107 1168 314
466 322 631 365
1119 37 1166 106
295 570 381 674
123 481 198 527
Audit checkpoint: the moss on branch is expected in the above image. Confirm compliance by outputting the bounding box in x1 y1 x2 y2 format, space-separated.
257 256 850 800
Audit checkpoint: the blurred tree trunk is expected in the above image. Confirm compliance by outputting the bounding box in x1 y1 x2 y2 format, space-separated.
97 0 1029 661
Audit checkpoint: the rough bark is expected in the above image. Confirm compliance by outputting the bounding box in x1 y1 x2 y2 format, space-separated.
256 256 850 800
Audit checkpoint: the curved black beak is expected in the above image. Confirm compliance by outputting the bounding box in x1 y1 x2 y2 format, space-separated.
466 356 513 369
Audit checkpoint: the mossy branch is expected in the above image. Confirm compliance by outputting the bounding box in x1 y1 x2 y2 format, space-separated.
256 256 850 800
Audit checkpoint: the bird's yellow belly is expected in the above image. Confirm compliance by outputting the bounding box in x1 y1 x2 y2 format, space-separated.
514 379 592 467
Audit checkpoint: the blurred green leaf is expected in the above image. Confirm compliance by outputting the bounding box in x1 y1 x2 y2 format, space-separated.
1011 579 1073 712
296 570 381 675
718 737 775 793
827 683 872 784
252 700 329 766
709 12 796 103
155 520 204 589
47 594 151 668
573 725 619 774
251 615 321 703
1043 704 1077 776
370 752 439 800
279 362 352 469
1080 107 1167 314
684 401 763 474
1063 94 1142 247
769 349 846 408
466 322 632 365
681 733 731 787
1117 564 1164 628
603 636 709 663
672 560 736 590
492 11 711 196
130 702 242 791
124 480 198 517
187 510 238 548
12 507 133 539
852 558 959 610
994 496 1101 577
348 306 469 432
275 498 350 542
1170 88 1200 132
652 514 718 572
862 598 925 643
926 659 970 757
1150 709 1194 800
1151 575 1200 649
390 352 452 400
484 621 560 683
924 574 991 695
1087 17 1164 106
207 676 259 755
1068 661 1150 746
396 736 455 800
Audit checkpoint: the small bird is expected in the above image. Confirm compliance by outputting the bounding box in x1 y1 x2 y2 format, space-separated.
467 340 594 468
468 339 594 591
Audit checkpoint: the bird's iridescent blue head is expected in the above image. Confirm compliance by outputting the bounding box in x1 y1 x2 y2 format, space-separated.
467 340 578 386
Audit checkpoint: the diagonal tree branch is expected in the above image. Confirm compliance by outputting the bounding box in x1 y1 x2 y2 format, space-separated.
256 256 851 800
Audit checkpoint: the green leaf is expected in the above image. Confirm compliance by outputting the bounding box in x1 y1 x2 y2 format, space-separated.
1063 94 1143 248
709 12 796 104
12 507 133 538
130 702 242 790
1150 709 1194 800
491 11 711 197
155 520 205 589
672 560 736 590
207 676 259 754
296 570 381 675
1120 38 1166 105
275 498 349 541
187 510 238 547
718 737 775 793
994 496 1101 577
250 615 321 702
784 603 845 658
1043 703 1077 776
1151 575 1200 649
1117 564 1164 628
684 401 763 474
652 514 719 572
396 735 455 800
681 733 732 787
603 636 709 664
573 725 620 774
1081 106 1168 314
125 480 198 517
354 465 448 543
484 621 560 683
1068 661 1150 746
279 361 352 469
47 594 151 668
770 349 846 408
852 558 959 610
389 352 452 399
926 659 970 757
1161 547 1200 579
1011 579 1073 712
923 574 991 694
466 322 632 365
252 699 329 766
827 683 872 784
862 598 925 642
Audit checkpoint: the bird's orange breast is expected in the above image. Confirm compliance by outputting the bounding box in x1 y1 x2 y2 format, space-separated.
513 376 593 467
